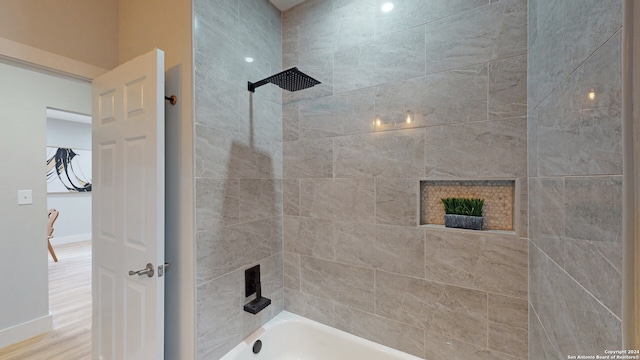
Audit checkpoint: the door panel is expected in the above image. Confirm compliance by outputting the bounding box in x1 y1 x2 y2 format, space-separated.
92 49 165 360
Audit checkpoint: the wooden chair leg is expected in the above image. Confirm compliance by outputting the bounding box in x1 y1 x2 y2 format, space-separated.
48 239 58 262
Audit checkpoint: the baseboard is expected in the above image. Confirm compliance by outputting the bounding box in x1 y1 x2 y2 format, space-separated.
0 313 53 349
50 234 91 246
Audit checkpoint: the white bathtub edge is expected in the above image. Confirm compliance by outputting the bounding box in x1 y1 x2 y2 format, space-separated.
220 310 423 360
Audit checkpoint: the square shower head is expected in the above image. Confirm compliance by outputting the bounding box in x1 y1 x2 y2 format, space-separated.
248 67 321 92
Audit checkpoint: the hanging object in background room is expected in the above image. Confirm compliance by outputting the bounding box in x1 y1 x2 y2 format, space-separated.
46 147 92 193
248 67 321 93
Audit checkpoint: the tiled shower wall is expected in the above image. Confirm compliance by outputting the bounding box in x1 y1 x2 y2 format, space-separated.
282 1 528 359
193 1 284 358
527 0 623 358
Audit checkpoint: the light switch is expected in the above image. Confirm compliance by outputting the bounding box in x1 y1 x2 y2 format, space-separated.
18 189 33 205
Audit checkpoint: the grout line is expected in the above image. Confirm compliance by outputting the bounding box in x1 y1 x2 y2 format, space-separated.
487 291 490 349
529 299 562 357
530 27 623 113
373 270 377 315
529 240 622 322
487 62 490 122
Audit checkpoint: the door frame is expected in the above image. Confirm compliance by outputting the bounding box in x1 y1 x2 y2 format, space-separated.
0 41 187 358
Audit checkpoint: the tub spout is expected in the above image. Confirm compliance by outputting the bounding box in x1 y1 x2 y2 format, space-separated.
244 265 271 314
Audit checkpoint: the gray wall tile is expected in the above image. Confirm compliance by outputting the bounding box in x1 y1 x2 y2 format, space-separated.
284 288 336 326
195 125 272 180
299 87 376 139
375 178 418 226
282 0 333 29
196 178 239 231
424 118 527 178
528 304 561 360
196 270 242 341
196 219 273 285
300 256 375 311
283 138 333 179
518 177 528 238
425 229 527 298
571 33 618 111
335 0 375 51
375 270 488 346
334 129 425 178
334 26 426 93
527 0 567 108
425 331 521 360
528 177 565 267
489 55 527 120
423 0 527 75
283 216 336 261
563 238 622 317
529 244 621 356
238 179 279 222
283 179 300 216
527 113 538 176
298 12 336 57
283 251 301 290
334 221 425 278
564 176 622 243
238 0 281 66
375 64 488 128
374 0 487 39
488 294 528 356
478 235 528 299
564 0 622 72
299 179 375 223
334 304 425 358
283 104 299 142
282 26 298 69
537 106 622 176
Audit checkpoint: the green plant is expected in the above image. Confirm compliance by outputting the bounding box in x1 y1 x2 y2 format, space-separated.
441 198 484 217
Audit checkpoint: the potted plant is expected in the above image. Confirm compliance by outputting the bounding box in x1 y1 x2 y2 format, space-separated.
441 197 484 230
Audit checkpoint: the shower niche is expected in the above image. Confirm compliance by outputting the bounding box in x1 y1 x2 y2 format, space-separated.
420 179 518 232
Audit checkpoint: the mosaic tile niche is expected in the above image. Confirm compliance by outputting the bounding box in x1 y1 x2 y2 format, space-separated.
421 180 515 231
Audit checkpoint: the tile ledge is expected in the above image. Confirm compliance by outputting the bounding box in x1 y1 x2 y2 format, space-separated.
421 224 516 236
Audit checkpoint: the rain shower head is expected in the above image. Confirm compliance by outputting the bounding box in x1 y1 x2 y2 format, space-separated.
248 67 321 93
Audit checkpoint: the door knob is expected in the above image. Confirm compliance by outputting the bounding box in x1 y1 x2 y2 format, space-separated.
129 263 155 278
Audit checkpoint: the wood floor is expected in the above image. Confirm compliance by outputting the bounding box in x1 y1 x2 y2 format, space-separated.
0 241 92 360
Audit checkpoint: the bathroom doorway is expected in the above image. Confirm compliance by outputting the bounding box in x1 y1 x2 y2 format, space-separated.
46 108 93 357
0 56 93 357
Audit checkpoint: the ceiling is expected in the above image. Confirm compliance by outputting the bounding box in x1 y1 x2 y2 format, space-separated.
269 0 306 11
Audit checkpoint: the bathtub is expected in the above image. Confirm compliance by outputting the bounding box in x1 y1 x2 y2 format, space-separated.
220 311 422 360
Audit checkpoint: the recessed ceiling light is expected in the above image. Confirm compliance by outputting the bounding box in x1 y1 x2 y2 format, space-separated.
245 57 254 63
381 2 394 12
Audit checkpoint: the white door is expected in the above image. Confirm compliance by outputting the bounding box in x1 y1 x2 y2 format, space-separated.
91 49 165 360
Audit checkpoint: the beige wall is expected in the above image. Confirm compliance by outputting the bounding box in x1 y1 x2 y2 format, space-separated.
0 0 118 70
118 1 195 359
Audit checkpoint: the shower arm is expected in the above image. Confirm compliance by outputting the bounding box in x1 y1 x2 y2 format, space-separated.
247 79 270 93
